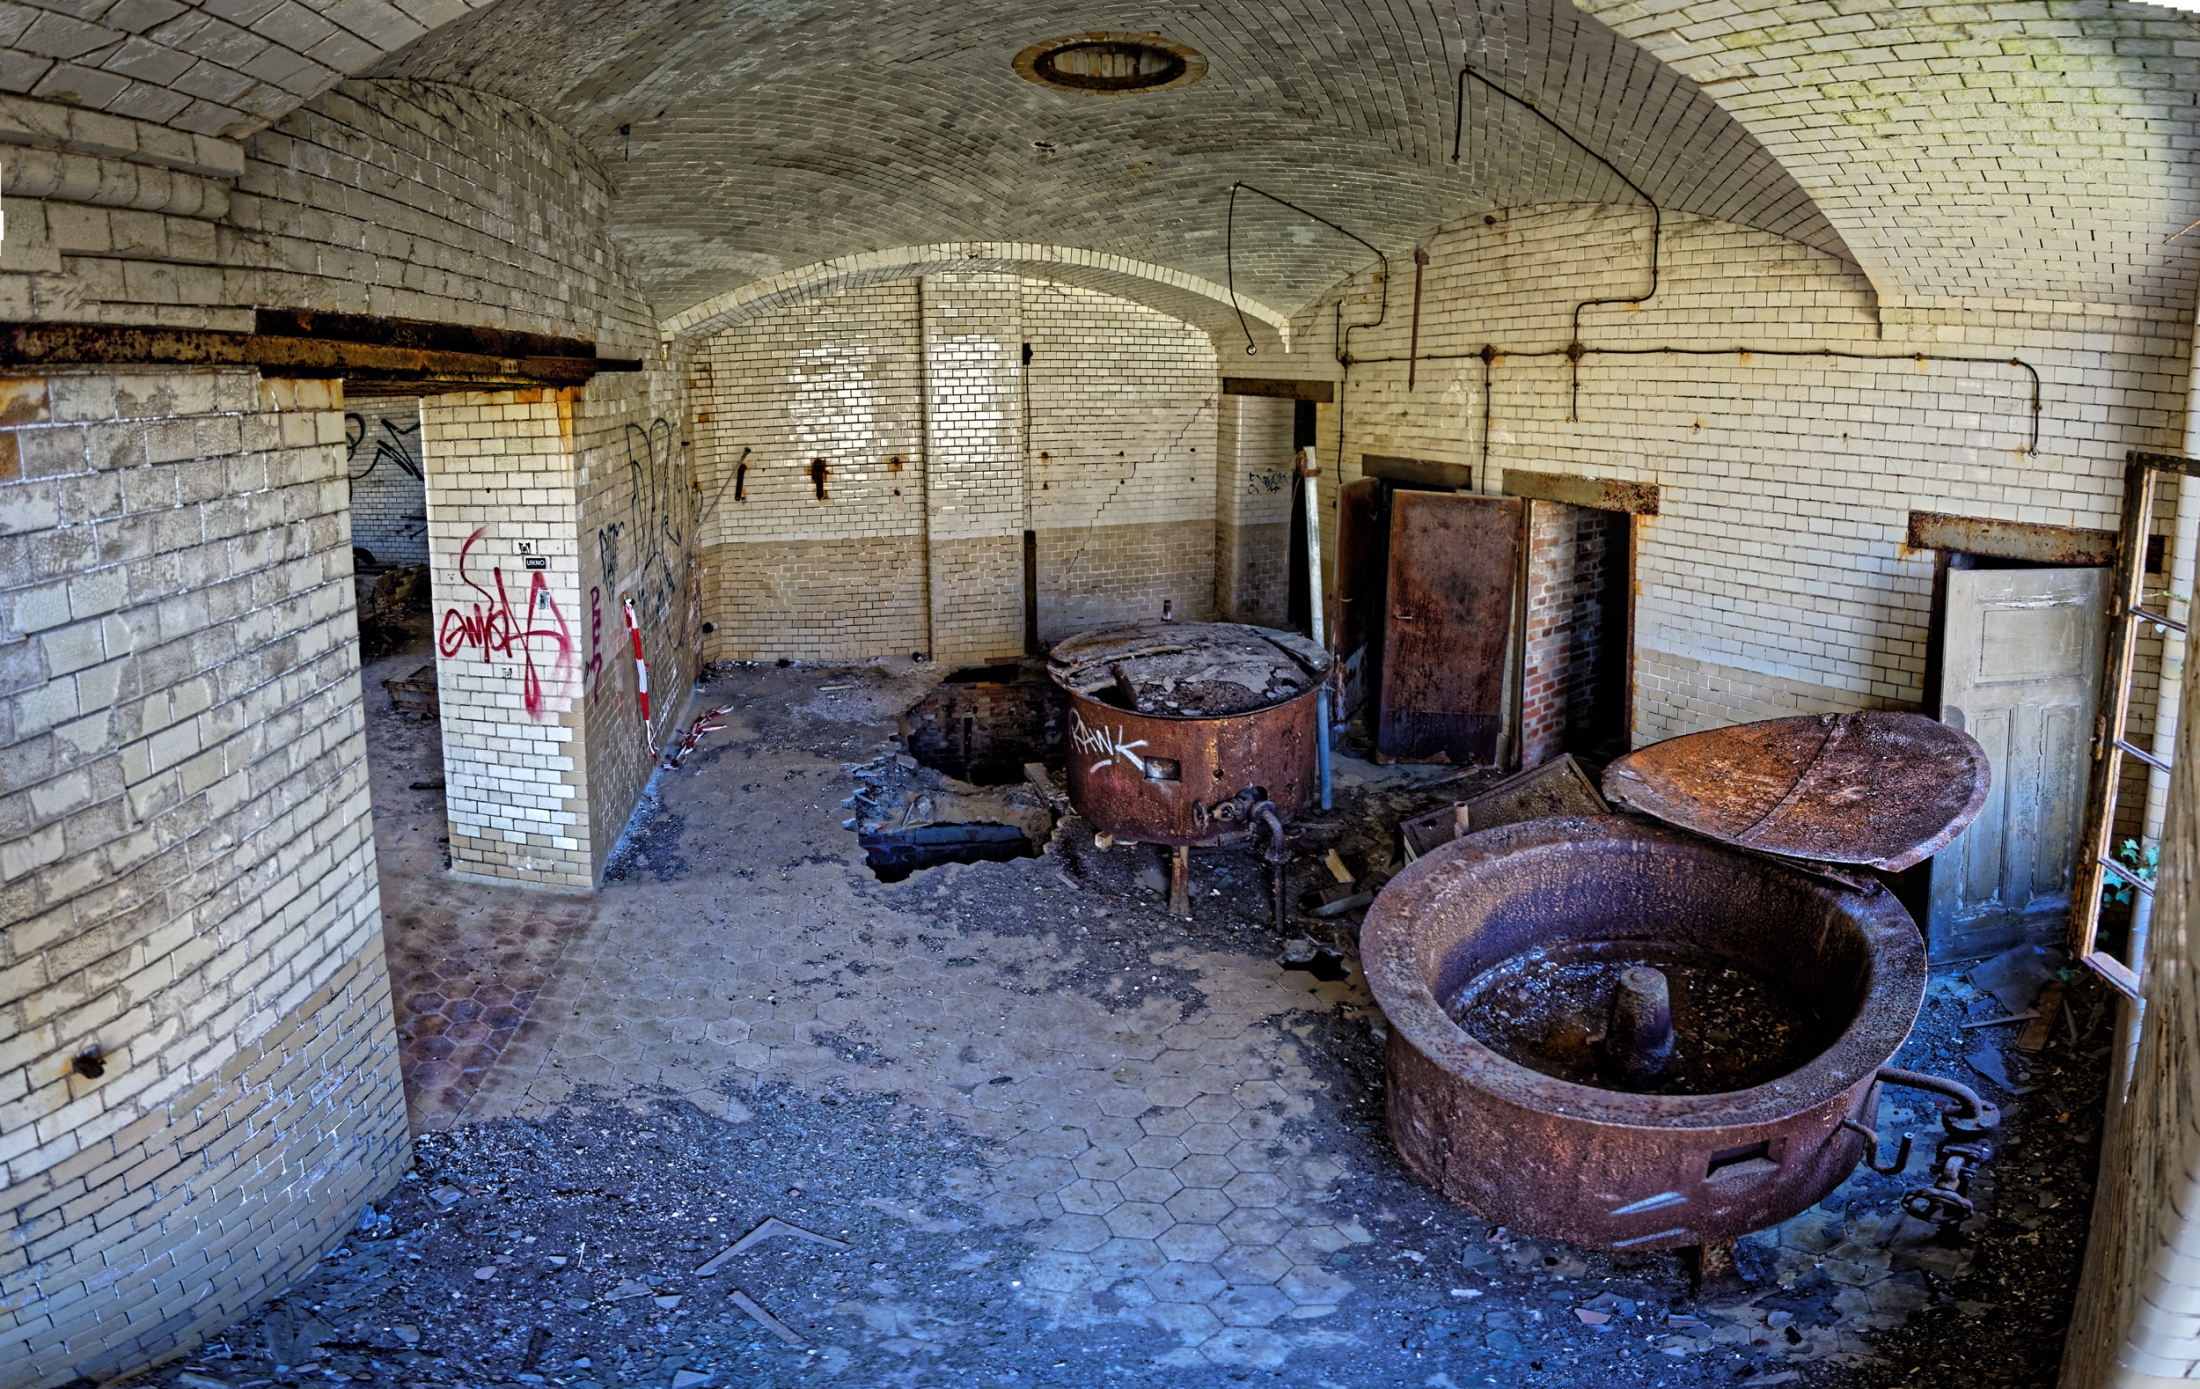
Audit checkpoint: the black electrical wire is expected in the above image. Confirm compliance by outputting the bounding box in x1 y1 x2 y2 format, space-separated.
1454 65 1661 420
1225 181 1390 362
1347 344 2044 458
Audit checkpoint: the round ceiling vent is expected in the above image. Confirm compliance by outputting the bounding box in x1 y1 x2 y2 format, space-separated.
1015 33 1206 95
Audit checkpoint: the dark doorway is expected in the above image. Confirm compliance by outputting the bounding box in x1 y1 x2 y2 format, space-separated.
1557 506 1634 768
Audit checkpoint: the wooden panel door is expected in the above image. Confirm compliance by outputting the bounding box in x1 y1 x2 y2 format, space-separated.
1377 491 1522 764
1929 566 2107 961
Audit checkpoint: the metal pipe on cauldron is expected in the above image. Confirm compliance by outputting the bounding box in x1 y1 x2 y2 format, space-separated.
1253 800 1290 933
1841 1067 2000 1231
1298 447 1333 809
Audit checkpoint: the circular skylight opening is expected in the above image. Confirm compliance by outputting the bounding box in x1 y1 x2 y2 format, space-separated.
1015 33 1206 95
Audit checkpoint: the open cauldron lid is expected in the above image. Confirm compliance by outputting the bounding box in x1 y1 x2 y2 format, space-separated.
1047 621 1331 718
1600 710 1991 872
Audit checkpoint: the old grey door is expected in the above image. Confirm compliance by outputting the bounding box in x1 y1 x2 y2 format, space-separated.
1929 566 2107 962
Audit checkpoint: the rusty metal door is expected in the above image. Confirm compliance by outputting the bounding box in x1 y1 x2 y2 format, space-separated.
1929 565 2106 962
1333 479 1385 719
1378 491 1522 764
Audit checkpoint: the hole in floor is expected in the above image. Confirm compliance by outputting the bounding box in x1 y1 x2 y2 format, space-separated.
859 822 1040 882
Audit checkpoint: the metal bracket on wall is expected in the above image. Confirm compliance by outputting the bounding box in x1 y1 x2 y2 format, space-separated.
2070 451 2198 998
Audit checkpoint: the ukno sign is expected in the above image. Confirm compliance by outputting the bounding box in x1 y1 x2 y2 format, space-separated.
439 527 575 719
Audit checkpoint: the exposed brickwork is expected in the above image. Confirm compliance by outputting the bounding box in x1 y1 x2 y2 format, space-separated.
379 0 1853 322
0 2 501 142
1033 519 1215 640
0 369 405 1387
1520 501 1623 768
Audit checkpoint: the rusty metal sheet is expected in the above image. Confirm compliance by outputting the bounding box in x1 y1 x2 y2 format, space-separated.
0 320 640 389
1361 453 1473 490
1904 510 2115 567
1378 492 1521 764
1602 711 1991 872
1332 478 1385 719
1221 375 1334 402
1500 467 1660 516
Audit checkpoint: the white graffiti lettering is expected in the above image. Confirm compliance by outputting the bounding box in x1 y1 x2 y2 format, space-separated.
1070 708 1149 776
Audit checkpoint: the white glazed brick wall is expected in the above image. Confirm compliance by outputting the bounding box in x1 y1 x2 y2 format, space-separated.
1290 205 2192 746
689 276 1219 662
573 372 694 875
342 398 426 568
0 369 406 1388
1 80 657 350
1025 279 1218 639
921 271 1025 666
0 2 500 142
421 389 593 890
692 282 928 663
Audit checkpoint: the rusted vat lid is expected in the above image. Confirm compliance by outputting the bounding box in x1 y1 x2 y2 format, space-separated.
1600 711 1990 872
1048 621 1331 718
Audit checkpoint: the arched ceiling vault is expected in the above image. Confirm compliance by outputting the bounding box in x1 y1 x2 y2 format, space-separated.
0 0 1859 334
365 0 1855 332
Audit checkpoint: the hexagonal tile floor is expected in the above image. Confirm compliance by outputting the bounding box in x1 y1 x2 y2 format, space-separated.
330 655 2107 1388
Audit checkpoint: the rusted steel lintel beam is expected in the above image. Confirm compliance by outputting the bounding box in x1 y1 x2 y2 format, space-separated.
2131 450 2200 479
1500 467 1660 516
1904 510 2116 567
1222 375 1334 403
0 322 643 384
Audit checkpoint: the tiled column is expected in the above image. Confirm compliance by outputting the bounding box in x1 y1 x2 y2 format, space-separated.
0 370 406 1383
1213 394 1294 623
920 273 1026 665
421 390 594 890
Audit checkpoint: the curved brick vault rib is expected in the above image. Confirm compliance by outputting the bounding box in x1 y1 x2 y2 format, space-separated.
1573 0 2200 318
659 243 1296 354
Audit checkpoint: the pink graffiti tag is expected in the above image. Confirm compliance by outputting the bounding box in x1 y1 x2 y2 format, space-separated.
437 527 575 720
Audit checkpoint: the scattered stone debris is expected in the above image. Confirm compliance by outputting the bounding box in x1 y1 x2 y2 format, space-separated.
1049 621 1330 717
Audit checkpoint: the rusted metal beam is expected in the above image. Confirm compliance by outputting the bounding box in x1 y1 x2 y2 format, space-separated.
1360 453 1472 490
1501 467 1660 516
1221 375 1334 403
1905 510 2116 566
2131 449 2200 480
253 307 605 361
0 320 643 392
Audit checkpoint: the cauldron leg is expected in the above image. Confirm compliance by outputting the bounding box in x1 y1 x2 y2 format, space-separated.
1253 801 1290 933
1688 1239 1747 1298
1169 845 1192 919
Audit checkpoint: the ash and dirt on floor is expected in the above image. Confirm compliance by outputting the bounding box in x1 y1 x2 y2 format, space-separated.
128 655 2109 1389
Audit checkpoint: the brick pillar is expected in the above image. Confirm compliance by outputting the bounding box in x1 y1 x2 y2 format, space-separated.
422 390 595 889
920 273 1026 665
0 370 406 1383
1519 501 1618 768
1213 394 1294 623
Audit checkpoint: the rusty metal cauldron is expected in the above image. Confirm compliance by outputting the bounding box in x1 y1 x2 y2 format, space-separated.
1051 620 1330 923
1050 621 1330 849
1363 712 1998 1252
1365 816 1929 1250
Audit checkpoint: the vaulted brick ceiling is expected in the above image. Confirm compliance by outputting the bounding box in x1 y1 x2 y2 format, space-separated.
1 0 1848 326
361 0 1850 324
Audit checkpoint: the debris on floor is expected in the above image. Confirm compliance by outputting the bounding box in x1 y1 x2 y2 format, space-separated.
180 659 2111 1389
